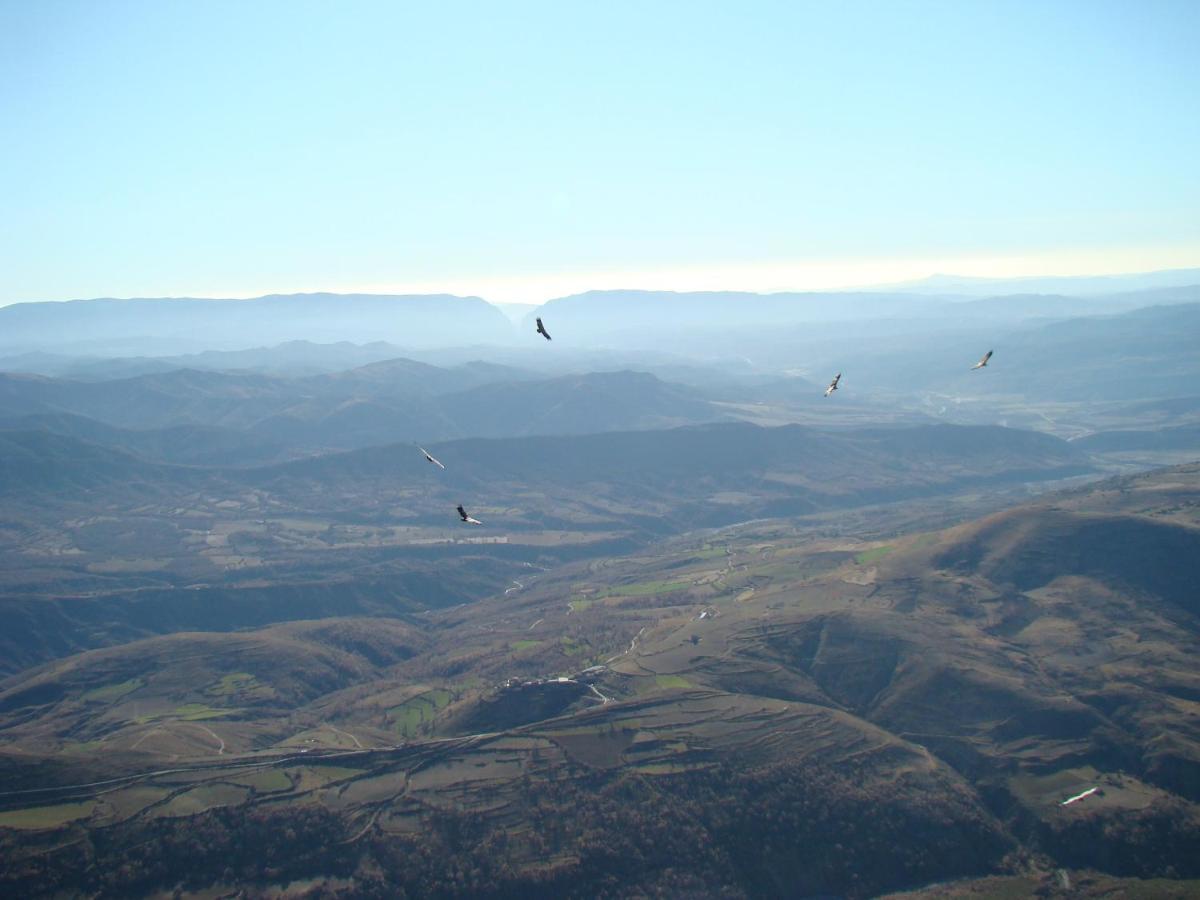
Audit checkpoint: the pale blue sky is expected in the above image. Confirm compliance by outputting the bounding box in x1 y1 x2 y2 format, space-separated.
2 0 1198 303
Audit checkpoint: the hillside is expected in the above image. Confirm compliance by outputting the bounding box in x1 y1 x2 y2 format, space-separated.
0 366 724 457
0 341 428 381
0 431 191 494
6 297 1200 463
821 302 1200 402
437 370 718 436
242 422 1093 560
1075 423 1200 453
0 413 287 467
0 464 1197 896
0 421 1092 678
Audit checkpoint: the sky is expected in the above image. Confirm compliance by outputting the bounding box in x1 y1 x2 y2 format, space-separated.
1 0 1198 305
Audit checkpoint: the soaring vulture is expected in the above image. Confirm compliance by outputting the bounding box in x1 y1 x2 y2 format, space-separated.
971 350 993 370
457 504 483 525
418 446 445 469
1059 787 1098 807
536 317 552 341
824 373 841 397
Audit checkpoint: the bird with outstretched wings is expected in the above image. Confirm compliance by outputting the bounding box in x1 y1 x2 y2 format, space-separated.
536 317 552 340
971 350 993 370
824 373 841 397
418 446 445 469
457 504 483 525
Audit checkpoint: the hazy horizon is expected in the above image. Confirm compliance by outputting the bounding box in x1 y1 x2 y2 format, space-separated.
3 261 1200 309
4 1 1198 305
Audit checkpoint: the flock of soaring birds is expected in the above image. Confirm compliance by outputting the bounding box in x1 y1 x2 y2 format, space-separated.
422 315 995 525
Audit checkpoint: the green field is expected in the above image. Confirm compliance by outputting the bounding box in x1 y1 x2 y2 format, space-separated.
654 675 692 690
0 801 95 830
207 672 256 695
296 766 366 785
390 690 453 737
511 639 542 651
135 703 242 725
151 784 248 819
176 703 240 721
233 768 292 792
81 678 143 703
855 545 895 565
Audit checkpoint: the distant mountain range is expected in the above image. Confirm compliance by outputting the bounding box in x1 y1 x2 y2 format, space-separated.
0 340 415 380
3 268 1198 360
3 301 1198 464
518 285 1198 359
860 266 1200 296
0 293 514 356
817 301 1200 402
0 366 722 463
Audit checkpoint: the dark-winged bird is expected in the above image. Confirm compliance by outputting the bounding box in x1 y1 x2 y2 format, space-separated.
824 373 841 397
536 317 552 340
418 446 445 469
971 350 993 370
457 504 483 525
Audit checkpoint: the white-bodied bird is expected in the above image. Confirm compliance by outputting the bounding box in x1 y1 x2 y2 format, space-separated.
457 504 483 525
971 350 993 370
1059 786 1098 807
418 446 445 469
536 317 552 341
824 373 841 397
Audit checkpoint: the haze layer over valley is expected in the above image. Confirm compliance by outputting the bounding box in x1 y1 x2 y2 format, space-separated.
0 271 1198 897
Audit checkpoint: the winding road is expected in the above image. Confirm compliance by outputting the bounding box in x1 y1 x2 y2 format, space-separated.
606 626 647 664
327 724 364 749
193 724 226 755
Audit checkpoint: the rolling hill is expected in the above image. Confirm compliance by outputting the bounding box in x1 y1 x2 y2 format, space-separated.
0 366 725 458
0 413 287 467
0 464 1197 896
1075 423 1200 453
0 421 1093 679
0 431 190 494
805 302 1200 402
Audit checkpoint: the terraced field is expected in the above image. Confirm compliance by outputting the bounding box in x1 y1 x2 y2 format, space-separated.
1 465 1199 896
